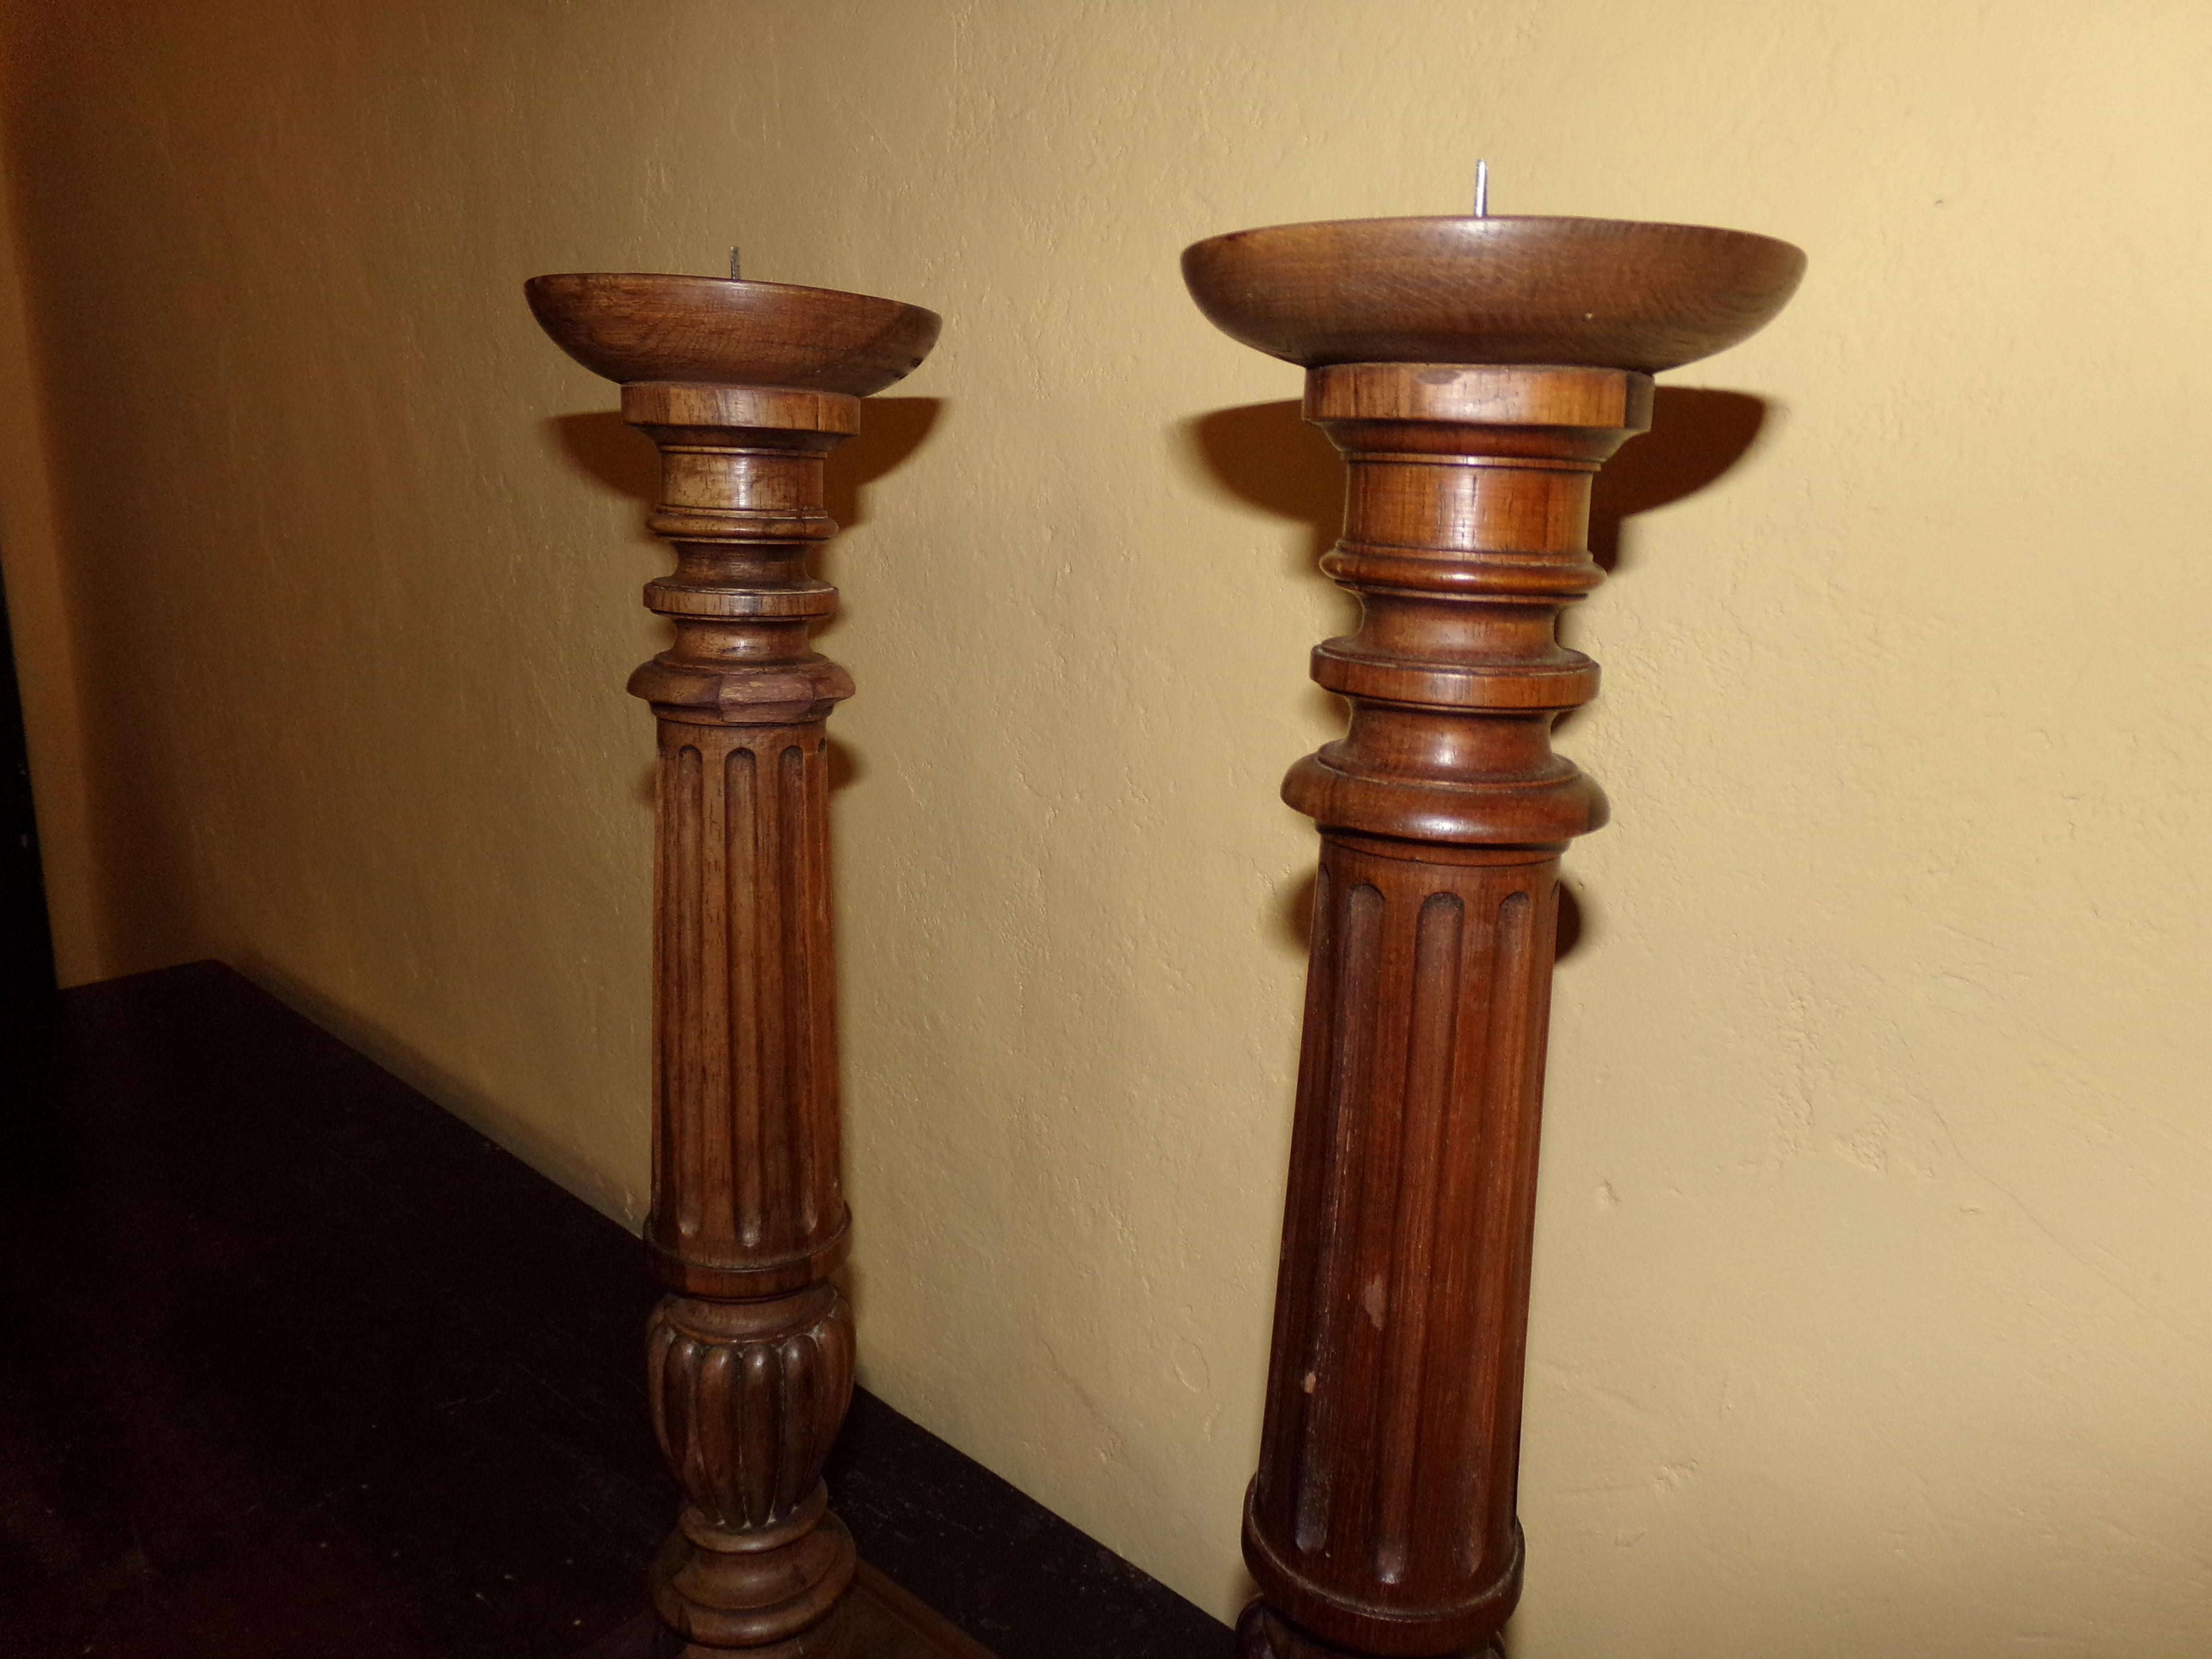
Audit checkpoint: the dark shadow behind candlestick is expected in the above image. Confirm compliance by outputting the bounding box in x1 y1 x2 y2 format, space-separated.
525 271 965 1659
1180 215 1804 1659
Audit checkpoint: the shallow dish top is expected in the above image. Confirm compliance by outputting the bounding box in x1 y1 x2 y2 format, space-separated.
1181 216 1805 373
526 273 941 395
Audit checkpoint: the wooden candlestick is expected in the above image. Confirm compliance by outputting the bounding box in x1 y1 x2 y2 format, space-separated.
1182 216 1804 1658
527 272 939 1658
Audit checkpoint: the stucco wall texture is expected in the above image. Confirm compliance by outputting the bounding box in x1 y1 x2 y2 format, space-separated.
4 1 2210 1651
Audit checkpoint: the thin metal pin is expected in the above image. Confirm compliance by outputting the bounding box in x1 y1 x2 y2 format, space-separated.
1474 160 1490 219
729 246 742 281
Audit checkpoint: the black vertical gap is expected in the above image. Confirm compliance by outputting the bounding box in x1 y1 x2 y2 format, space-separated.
0 561 55 998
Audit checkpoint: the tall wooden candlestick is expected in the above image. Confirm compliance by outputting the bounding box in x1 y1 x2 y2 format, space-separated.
527 272 939 1658
1183 216 1804 1658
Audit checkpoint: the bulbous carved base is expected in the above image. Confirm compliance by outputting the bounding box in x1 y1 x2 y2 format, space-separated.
647 1286 857 1651
1237 1602 1502 1659
649 1287 857 1527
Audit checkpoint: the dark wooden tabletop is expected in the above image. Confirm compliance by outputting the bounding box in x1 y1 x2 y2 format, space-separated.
0 962 1228 1659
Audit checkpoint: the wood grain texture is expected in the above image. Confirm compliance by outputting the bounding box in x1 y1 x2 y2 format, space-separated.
529 276 939 395
1183 215 1801 1659
1181 216 1803 373
529 276 937 1658
1242 364 1646 1659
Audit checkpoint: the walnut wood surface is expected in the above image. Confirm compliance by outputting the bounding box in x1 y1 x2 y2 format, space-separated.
1181 216 1803 373
1185 218 1800 1659
1244 364 1647 1659
529 277 936 1659
529 276 939 396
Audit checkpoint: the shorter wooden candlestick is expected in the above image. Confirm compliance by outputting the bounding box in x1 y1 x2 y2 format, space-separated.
630 376 863 1659
527 273 938 1658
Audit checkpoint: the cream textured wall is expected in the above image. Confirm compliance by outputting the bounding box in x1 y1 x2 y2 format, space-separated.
5 2 2211 1652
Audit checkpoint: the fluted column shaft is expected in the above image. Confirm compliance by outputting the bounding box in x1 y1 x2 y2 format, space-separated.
623 382 863 1659
1242 365 1652 1659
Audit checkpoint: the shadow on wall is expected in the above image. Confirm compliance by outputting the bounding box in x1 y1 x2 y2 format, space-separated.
822 397 943 539
1178 388 1771 966
1589 388 1767 574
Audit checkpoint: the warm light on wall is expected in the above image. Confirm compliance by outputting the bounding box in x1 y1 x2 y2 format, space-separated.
2 2 2209 1651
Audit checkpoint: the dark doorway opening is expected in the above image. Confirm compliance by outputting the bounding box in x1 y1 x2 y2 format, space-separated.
0 563 56 997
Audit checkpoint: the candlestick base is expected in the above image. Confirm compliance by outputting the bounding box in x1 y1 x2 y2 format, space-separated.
583 1563 994 1659
1237 1602 1504 1659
